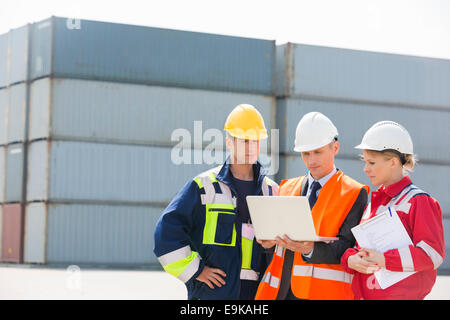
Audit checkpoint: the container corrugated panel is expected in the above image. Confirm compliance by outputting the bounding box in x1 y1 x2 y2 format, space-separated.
1 203 23 262
0 88 6 144
276 43 450 109
0 26 29 87
27 139 278 204
29 78 276 149
5 143 24 203
275 45 287 98
7 83 27 143
25 202 163 265
0 32 7 88
278 155 450 217
24 202 46 263
26 17 274 94
9 25 29 86
0 146 4 203
30 19 52 79
276 98 450 164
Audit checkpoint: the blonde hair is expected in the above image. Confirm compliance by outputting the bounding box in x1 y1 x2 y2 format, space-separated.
403 153 417 172
362 150 418 173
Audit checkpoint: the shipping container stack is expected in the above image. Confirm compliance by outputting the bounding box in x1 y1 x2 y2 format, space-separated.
0 25 30 263
275 43 450 271
1 18 449 273
0 17 276 267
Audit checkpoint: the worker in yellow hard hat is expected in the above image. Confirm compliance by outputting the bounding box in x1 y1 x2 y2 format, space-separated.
154 104 278 300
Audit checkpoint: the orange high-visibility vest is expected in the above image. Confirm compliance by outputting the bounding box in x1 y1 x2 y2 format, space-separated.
255 171 369 300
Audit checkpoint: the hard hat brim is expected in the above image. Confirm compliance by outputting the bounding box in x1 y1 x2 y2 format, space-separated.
226 129 268 141
354 143 383 151
293 140 334 153
354 143 413 154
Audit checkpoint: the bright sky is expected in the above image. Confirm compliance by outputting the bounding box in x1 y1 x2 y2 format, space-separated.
1 0 449 60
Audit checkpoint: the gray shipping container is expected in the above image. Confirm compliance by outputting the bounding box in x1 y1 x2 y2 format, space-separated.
0 88 6 145
0 146 4 203
0 32 7 88
24 202 162 265
27 140 277 204
276 98 450 165
278 155 450 217
29 78 276 149
1 16 275 94
0 25 29 88
5 143 24 203
276 43 450 109
7 83 28 144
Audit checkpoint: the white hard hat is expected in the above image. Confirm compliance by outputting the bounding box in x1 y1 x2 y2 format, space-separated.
294 112 339 152
355 121 414 154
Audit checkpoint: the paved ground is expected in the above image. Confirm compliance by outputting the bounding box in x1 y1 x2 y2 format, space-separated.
1 265 449 300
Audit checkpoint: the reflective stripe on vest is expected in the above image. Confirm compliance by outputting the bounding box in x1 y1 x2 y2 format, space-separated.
275 244 284 257
262 176 278 197
261 272 280 288
193 166 277 279
292 265 353 284
255 244 285 300
241 235 253 269
240 269 260 281
370 184 428 218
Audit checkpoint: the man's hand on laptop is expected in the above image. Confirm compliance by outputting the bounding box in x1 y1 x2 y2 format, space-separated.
275 235 314 254
256 239 277 249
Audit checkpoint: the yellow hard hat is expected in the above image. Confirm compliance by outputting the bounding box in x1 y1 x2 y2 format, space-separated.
224 104 268 140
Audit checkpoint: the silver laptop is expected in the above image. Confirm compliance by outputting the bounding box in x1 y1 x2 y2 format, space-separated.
246 196 339 242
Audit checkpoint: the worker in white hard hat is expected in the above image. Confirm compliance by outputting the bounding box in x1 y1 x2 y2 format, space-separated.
255 111 369 300
341 121 445 300
154 104 278 300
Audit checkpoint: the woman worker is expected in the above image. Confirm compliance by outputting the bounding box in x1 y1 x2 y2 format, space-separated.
341 120 445 300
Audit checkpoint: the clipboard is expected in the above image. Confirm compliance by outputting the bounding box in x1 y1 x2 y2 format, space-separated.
351 207 415 289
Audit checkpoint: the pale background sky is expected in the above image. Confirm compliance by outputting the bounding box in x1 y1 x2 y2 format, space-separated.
0 0 449 59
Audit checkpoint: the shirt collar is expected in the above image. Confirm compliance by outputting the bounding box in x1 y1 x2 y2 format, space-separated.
380 175 413 198
308 166 337 189
216 156 265 190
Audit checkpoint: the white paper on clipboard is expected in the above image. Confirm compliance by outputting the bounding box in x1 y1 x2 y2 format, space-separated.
351 207 415 289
